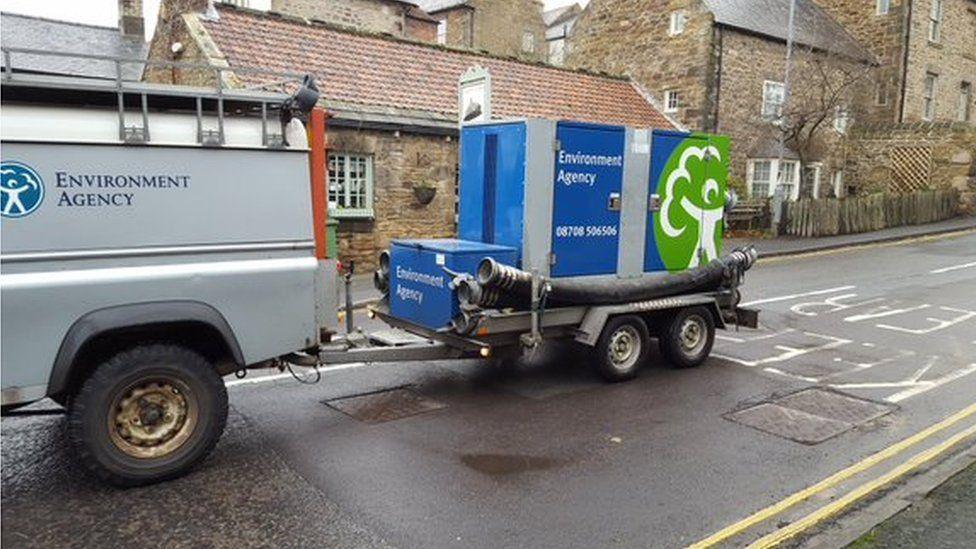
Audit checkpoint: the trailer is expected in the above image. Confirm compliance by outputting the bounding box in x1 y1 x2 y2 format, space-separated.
315 118 762 381
319 279 759 383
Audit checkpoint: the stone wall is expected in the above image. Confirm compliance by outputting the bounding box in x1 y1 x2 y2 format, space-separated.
811 0 907 124
329 128 458 270
143 0 219 86
435 0 545 61
270 0 403 35
901 0 976 123
845 123 976 213
438 7 474 47
716 30 872 187
567 0 716 131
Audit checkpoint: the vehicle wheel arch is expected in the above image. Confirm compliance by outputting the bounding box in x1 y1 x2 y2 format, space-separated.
49 301 244 401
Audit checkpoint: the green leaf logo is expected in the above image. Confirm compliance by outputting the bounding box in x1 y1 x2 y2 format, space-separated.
654 138 727 271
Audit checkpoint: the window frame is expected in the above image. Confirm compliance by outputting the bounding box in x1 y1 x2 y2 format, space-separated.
923 72 938 121
929 0 943 42
748 158 801 200
522 30 535 53
328 152 375 219
436 18 447 45
664 90 680 113
762 80 786 121
833 105 850 134
959 81 973 122
669 11 687 36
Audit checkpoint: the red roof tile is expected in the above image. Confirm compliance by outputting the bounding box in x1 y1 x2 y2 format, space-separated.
200 6 675 130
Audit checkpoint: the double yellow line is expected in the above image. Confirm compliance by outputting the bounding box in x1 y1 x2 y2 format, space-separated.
689 402 976 548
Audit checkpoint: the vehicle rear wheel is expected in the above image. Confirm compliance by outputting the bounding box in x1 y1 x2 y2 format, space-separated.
594 315 649 382
659 306 715 368
67 344 228 487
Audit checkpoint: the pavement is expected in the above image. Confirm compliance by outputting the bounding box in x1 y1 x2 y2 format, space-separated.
3 228 976 548
847 463 976 548
725 215 976 257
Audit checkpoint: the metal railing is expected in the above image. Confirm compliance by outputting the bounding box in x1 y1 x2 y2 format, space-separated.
1 47 317 147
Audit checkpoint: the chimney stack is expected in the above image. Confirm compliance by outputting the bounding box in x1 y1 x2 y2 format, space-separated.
119 0 145 40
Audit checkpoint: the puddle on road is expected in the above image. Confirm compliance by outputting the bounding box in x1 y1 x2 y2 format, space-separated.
460 453 564 476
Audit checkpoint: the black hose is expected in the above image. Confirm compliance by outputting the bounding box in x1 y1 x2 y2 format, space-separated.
469 246 757 309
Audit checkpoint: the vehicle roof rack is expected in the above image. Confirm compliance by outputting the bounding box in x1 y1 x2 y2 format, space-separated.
1 48 317 148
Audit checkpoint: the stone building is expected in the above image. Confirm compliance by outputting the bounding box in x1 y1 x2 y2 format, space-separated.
145 1 675 269
543 2 582 65
417 0 547 61
568 0 878 201
268 0 439 40
812 0 976 125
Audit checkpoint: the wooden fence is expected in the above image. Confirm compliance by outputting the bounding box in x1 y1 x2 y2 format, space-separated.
782 189 958 237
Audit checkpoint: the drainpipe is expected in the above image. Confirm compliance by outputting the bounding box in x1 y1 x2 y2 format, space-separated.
897 0 913 123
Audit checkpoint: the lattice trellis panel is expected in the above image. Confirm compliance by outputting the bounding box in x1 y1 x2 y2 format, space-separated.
888 145 932 193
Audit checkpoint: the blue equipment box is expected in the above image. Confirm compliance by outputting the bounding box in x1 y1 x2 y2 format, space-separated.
389 239 518 330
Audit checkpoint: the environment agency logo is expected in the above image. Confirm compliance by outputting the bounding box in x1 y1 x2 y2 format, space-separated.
1 161 45 218
654 138 727 271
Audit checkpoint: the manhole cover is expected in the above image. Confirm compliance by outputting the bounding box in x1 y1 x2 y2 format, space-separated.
324 387 446 424
776 388 893 425
726 388 895 445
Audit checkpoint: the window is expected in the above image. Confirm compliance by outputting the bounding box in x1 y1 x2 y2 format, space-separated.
762 81 785 121
522 31 535 53
748 158 800 199
959 82 973 122
549 39 565 65
436 19 447 44
923 72 938 121
876 76 889 106
749 160 772 197
832 170 845 198
664 90 680 113
929 0 942 42
876 0 889 15
328 153 374 217
221 0 251 7
833 105 850 134
669 11 686 36
777 160 798 199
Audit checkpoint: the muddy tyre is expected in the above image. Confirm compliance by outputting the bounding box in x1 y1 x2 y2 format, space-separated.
594 315 650 382
67 344 228 487
659 306 715 369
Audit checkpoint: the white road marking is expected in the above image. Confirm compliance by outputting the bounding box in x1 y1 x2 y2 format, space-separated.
844 304 931 323
790 294 883 317
929 261 976 274
740 286 856 307
712 332 850 367
878 306 976 335
885 364 976 403
716 328 795 343
763 367 819 383
225 362 368 387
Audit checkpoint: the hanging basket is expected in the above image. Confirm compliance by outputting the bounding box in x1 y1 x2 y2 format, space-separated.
412 183 437 206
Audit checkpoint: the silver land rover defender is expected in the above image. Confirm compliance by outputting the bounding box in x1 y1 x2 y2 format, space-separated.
1 55 337 486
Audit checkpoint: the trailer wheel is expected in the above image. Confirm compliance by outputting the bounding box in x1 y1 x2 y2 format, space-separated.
594 315 649 382
659 306 715 368
67 344 228 487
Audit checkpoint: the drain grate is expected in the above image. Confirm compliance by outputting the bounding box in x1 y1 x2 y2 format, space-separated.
726 388 895 444
324 387 446 424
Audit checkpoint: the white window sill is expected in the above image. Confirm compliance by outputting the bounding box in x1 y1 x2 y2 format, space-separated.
330 208 375 220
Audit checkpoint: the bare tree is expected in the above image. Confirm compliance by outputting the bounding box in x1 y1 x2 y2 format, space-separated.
776 47 874 197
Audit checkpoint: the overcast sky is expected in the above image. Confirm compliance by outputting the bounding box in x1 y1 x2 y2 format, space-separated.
0 0 589 40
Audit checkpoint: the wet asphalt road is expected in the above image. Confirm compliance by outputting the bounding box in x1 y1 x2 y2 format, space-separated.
2 232 975 548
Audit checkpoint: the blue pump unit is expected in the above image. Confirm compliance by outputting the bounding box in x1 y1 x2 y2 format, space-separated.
389 239 518 330
458 119 729 278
